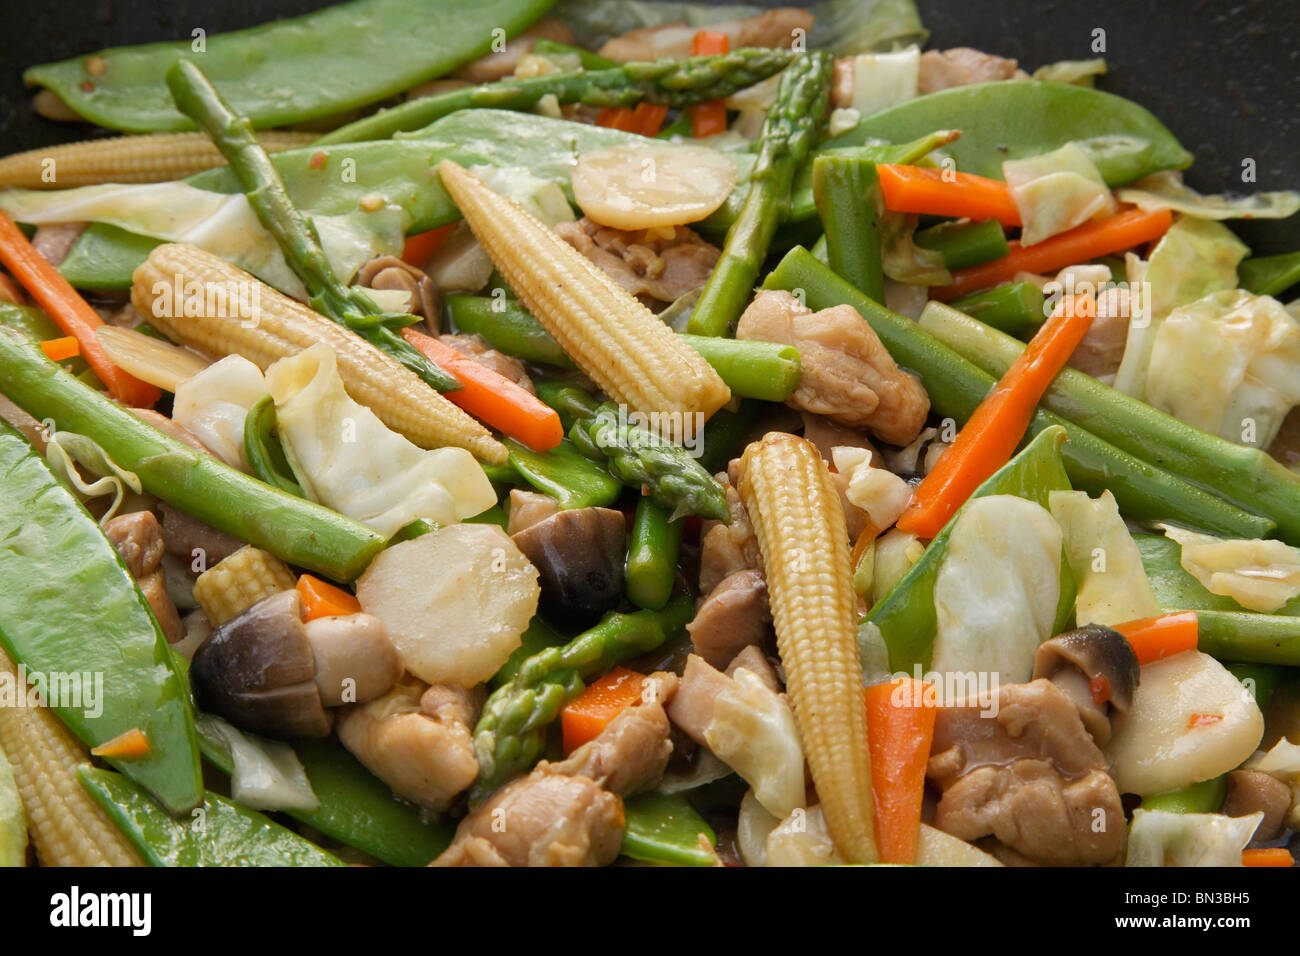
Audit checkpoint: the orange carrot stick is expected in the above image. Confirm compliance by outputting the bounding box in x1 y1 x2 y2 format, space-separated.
876 163 1022 227
401 327 564 451
896 293 1096 539
91 727 151 760
401 224 455 267
597 107 641 132
865 677 937 864
630 102 670 137
296 573 362 621
561 666 645 753
39 336 80 362
1113 611 1199 665
690 31 730 138
1242 847 1294 867
0 211 161 407
933 207 1174 300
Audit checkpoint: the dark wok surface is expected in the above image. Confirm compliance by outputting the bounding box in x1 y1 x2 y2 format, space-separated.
0 0 1295 251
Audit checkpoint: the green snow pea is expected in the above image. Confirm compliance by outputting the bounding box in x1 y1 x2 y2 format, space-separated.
621 792 718 867
25 0 555 132
915 218 1010 271
862 426 1077 674
1140 776 1228 814
824 81 1193 186
1225 662 1281 708
78 767 344 866
1238 250 1300 297
504 438 623 509
195 724 451 866
446 294 576 368
0 420 202 814
242 396 305 499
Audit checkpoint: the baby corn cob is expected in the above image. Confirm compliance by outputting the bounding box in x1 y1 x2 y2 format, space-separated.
132 243 507 463
193 545 297 626
737 432 877 863
437 160 730 441
0 131 315 189
0 648 143 866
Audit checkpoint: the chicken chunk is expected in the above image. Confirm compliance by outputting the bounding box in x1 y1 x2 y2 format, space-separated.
103 510 184 643
554 218 720 304
156 501 243 569
505 489 560 535
927 679 1126 865
917 48 1028 94
737 290 930 445
687 569 773 670
799 412 878 466
336 677 480 813
1268 406 1300 470
698 472 762 595
598 8 812 61
439 334 535 394
1068 286 1132 380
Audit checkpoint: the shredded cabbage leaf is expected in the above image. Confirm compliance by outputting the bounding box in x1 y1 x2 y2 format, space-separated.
1118 170 1300 221
197 713 319 812
1160 524 1300 613
172 355 268 472
1049 489 1160 627
703 668 806 819
1003 142 1116 246
1126 809 1260 867
44 431 143 524
848 47 920 116
1031 58 1107 87
267 343 496 536
930 495 1062 685
881 211 951 285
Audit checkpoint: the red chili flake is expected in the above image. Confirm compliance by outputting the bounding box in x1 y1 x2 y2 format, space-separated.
1090 674 1111 705
80 81 94 92
1188 712 1222 729
309 150 328 170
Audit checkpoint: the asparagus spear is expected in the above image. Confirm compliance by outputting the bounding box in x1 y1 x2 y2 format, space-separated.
315 48 799 145
471 597 693 803
164 60 459 393
688 51 834 337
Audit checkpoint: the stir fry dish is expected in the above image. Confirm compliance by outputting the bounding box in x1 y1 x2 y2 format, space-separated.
2 0 1300 870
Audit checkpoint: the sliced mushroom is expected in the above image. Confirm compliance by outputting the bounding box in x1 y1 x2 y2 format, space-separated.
1221 769 1292 844
511 507 626 628
190 590 332 738
304 612 403 707
356 255 441 332
1032 624 1140 746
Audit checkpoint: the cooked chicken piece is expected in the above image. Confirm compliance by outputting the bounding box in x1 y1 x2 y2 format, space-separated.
452 19 577 83
337 677 480 813
917 48 1029 94
737 290 930 446
598 8 813 61
31 223 86 268
927 679 1126 865
1068 286 1131 380
687 569 773 670
800 412 878 466
552 671 679 796
505 488 560 535
431 770 625 866
0 395 48 454
439 333 536 394
103 510 185 643
1221 769 1292 844
698 472 762 595
356 255 440 332
726 644 782 693
1268 406 1300 470
554 218 720 305
156 501 243 568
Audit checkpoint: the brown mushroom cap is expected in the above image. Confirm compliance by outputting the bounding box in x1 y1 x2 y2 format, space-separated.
356 255 440 333
1032 624 1139 745
190 589 331 738
511 507 626 628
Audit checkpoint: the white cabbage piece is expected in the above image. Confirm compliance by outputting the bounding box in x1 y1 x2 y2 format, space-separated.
172 354 268 472
468 164 575 227
1160 524 1300 613
703 667 806 818
1118 170 1300 221
197 713 318 812
1049 489 1160 627
43 431 143 524
880 211 951 286
930 495 1062 685
1003 142 1116 246
870 527 925 606
1126 809 1260 867
266 344 496 536
849 47 920 116
736 788 781 868
1112 216 1248 397
765 804 842 867
915 823 1003 866
857 622 893 686
1143 289 1300 447
1106 650 1263 796
0 182 405 299
832 445 913 530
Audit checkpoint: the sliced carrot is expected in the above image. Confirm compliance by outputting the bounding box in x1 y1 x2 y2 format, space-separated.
401 327 564 452
401 224 455 267
561 666 645 753
876 163 1022 227
865 677 937 865
91 727 151 760
631 102 670 137
933 207 1174 300
896 293 1096 539
1114 611 1199 665
690 31 731 138
296 573 362 621
597 107 641 132
1242 847 1294 867
0 211 161 407
39 335 80 362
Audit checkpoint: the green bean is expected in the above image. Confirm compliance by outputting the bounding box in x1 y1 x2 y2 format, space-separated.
1140 776 1228 814
915 218 1011 270
813 155 884 302
504 437 623 510
950 282 1047 336
678 334 802 402
626 497 682 611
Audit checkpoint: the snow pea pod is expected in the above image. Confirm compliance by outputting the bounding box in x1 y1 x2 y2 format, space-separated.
78 767 344 866
24 0 556 132
621 792 718 867
824 81 1193 186
1140 776 1228 814
504 437 623 509
0 420 203 814
1238 250 1300 297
